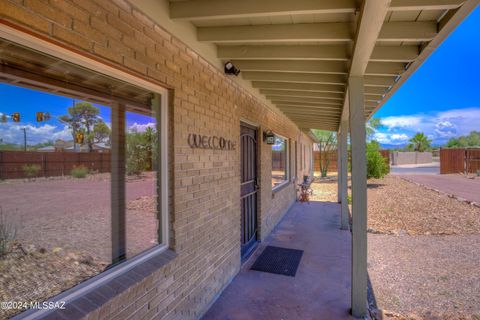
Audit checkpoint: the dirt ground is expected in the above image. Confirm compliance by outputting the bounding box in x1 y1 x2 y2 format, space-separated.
0 173 158 318
311 174 480 320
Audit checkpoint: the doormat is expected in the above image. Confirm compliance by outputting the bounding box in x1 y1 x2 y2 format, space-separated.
250 245 304 277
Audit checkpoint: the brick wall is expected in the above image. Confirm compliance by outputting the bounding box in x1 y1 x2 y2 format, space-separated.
0 0 314 318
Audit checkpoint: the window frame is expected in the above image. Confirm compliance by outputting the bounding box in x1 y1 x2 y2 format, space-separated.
0 25 170 318
271 133 290 192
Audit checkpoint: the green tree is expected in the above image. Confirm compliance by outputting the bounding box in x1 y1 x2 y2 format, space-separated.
446 131 480 148
366 140 389 179
92 121 111 144
366 118 383 140
126 127 158 175
59 102 101 152
407 132 432 152
312 129 337 177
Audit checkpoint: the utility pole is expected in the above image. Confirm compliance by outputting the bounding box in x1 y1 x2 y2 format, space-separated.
22 127 27 151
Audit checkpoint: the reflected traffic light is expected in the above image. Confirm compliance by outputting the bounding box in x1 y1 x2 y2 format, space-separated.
75 132 84 144
12 112 20 122
36 112 44 122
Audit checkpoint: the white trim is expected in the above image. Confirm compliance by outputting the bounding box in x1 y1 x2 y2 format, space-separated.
159 92 169 246
1 24 171 320
239 117 260 128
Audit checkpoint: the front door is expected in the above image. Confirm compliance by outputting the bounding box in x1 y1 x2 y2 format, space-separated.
240 122 258 260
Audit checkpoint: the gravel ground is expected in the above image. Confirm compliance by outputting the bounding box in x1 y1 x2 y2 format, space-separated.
311 174 480 319
368 176 480 235
369 234 480 320
0 245 106 319
0 173 158 317
310 178 338 202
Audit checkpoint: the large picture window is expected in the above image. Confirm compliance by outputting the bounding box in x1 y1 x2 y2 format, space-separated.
0 82 167 318
271 135 289 188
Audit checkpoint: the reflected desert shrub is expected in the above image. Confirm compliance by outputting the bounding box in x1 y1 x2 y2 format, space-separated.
71 165 89 178
22 164 41 179
0 207 17 258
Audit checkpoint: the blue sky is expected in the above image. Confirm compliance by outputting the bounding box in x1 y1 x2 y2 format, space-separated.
372 5 480 147
0 84 155 145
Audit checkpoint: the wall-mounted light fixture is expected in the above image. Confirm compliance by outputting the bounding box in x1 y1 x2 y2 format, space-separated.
263 130 275 145
224 61 240 76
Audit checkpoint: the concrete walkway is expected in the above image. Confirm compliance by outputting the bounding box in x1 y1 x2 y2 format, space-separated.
402 174 480 203
202 201 353 320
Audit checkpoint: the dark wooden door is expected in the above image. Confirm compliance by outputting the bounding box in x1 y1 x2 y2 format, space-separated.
240 123 258 259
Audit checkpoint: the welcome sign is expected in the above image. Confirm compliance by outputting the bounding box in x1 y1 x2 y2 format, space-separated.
188 133 236 151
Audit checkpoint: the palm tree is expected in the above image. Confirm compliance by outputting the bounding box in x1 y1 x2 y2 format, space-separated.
407 132 432 152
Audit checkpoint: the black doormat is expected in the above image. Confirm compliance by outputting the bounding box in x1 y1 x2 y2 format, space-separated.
250 245 304 277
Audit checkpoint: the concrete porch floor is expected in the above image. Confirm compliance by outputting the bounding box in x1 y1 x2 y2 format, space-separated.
202 201 354 320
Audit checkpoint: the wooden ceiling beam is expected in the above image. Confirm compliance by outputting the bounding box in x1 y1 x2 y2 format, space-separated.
252 81 345 93
171 0 357 20
233 60 348 74
259 89 344 100
243 71 346 85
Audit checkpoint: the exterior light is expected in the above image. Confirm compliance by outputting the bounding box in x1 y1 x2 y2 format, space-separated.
263 130 275 145
224 61 240 76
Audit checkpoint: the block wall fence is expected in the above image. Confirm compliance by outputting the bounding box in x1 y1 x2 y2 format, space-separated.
0 1 314 319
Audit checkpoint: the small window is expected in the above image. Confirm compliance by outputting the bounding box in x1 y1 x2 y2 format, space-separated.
271 135 289 188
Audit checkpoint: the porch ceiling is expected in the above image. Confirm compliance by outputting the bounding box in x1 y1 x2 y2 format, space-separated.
167 0 477 132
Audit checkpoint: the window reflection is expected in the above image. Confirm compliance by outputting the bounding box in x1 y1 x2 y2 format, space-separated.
125 110 159 258
0 84 112 318
272 136 289 188
0 83 162 318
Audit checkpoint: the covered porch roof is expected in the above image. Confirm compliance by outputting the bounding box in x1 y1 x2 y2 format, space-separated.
133 0 478 132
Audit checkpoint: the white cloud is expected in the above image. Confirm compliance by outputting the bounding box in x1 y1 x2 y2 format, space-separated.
374 132 409 145
128 122 156 133
0 123 71 145
434 120 456 138
382 115 422 131
375 107 480 146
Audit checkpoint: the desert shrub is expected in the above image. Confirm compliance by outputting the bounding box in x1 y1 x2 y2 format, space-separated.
366 141 389 179
22 164 41 178
0 207 17 258
126 128 157 176
71 165 89 178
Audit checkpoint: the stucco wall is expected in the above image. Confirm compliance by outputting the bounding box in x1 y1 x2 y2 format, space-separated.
391 151 433 165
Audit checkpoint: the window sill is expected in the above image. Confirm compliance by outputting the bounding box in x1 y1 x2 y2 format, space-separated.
15 246 177 320
272 180 291 194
